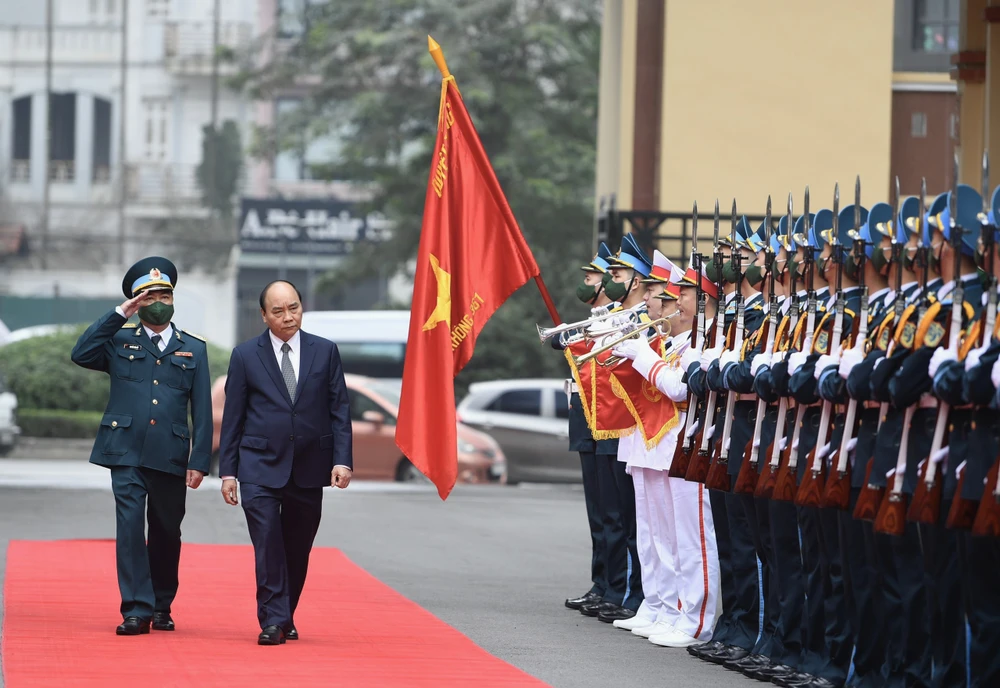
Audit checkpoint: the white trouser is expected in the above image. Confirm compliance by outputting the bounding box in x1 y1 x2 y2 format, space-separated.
632 468 681 628
668 476 720 640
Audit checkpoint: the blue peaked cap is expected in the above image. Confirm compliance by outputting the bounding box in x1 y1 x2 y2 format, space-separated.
612 233 652 277
898 196 920 243
810 209 834 254
792 213 816 252
938 184 982 257
831 206 868 259
922 192 948 247
859 202 892 258
584 241 612 272
773 215 791 253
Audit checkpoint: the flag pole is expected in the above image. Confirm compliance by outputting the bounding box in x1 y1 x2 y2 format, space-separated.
426 36 562 325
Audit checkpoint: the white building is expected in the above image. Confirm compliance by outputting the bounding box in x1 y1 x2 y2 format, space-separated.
0 0 257 348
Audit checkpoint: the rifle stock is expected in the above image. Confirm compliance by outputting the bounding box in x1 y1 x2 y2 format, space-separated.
874 405 916 536
907 408 949 524
734 437 760 494
973 460 1000 536
669 431 693 478
705 430 732 492
946 464 979 530
852 459 883 521
772 405 806 502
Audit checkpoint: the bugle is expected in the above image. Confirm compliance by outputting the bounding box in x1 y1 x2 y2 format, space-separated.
536 304 641 343
571 313 677 367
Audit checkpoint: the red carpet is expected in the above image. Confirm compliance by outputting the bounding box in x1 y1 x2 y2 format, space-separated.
2 540 549 688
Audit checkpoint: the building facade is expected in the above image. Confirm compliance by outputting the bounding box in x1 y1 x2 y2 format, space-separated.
595 0 966 261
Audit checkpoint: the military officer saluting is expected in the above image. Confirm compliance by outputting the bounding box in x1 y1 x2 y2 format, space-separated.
71 256 213 636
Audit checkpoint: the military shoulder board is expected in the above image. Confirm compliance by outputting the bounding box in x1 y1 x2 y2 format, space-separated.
121 323 138 329
181 329 206 342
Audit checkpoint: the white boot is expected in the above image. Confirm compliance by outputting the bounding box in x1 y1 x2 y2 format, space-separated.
632 620 674 639
648 627 700 648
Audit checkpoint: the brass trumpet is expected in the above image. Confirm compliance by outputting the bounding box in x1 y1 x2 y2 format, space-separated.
536 304 642 343
572 313 678 367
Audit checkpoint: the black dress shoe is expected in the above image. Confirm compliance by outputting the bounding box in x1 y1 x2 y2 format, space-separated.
258 625 286 645
579 601 619 617
749 662 795 681
152 612 175 631
286 626 298 641
597 606 636 623
688 640 724 658
702 645 750 665
798 679 839 688
772 673 814 688
565 591 602 610
116 617 151 636
725 653 769 674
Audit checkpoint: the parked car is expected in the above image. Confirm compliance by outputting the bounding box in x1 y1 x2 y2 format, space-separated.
457 379 580 485
300 311 409 379
209 373 506 484
0 372 20 456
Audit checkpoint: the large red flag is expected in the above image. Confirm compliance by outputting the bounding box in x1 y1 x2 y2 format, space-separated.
395 63 540 499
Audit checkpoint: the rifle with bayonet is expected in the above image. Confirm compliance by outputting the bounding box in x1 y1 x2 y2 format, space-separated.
705 201 744 492
951 152 995 529
670 201 703 478
824 177 869 509
909 154 963 525
772 187 821 502
686 201 727 483
759 189 807 499
854 175 904 521
736 196 778 494
796 182 847 508
875 177 933 536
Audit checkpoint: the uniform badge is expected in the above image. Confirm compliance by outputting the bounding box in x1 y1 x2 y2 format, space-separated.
924 322 945 348
150 267 162 279
877 328 891 351
900 322 916 349
815 330 829 354
641 379 663 403
123 343 141 350
174 351 194 357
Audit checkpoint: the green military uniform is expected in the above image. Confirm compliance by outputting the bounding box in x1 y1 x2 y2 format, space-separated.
71 256 212 629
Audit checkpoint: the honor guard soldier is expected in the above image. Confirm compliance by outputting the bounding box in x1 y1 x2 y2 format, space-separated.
563 242 616 613
71 257 213 636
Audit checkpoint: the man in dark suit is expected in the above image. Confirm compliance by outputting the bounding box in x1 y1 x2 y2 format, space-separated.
219 280 353 645
71 256 213 636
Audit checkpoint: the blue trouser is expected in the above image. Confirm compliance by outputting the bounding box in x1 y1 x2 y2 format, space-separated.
578 450 608 597
240 481 323 631
110 466 186 620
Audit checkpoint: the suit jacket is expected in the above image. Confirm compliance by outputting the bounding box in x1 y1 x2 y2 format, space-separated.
219 329 353 489
71 309 213 476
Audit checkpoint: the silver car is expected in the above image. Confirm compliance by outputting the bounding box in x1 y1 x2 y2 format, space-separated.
457 379 579 484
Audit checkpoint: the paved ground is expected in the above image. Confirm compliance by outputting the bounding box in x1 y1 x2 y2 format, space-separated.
0 457 753 688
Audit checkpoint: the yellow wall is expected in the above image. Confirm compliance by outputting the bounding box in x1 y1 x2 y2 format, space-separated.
594 0 637 211
653 0 895 216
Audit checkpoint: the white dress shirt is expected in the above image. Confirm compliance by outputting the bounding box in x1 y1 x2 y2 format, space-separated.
144 323 173 350
270 329 301 379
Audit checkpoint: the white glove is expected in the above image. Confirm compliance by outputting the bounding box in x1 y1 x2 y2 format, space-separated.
719 349 740 369
813 354 838 380
751 352 772 376
992 358 1000 390
700 346 722 371
680 346 700 371
788 351 808 375
966 342 989 372
612 337 646 361
772 350 787 365
839 346 865 380
927 347 957 380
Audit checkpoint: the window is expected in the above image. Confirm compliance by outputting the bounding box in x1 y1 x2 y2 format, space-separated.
337 342 406 379
347 390 395 425
147 0 169 18
913 0 959 54
49 93 76 181
487 389 542 416
93 97 112 183
555 393 570 420
142 98 169 161
911 112 927 138
272 97 343 182
11 96 31 182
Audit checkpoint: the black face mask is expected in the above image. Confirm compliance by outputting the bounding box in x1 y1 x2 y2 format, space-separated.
576 281 600 304
138 301 174 326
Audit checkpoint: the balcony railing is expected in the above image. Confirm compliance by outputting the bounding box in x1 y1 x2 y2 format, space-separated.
164 21 252 75
127 162 246 204
49 160 75 183
11 160 30 183
0 26 119 64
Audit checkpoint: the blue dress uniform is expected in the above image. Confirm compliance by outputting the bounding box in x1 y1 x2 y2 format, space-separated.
71 257 213 629
561 243 614 610
687 217 763 665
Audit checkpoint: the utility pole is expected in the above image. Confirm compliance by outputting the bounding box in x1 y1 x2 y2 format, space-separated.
41 0 53 270
117 0 128 266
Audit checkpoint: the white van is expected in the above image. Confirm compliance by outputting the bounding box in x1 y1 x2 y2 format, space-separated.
301 310 410 380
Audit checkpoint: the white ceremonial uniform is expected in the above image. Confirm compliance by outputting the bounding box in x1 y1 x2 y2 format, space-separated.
625 329 720 644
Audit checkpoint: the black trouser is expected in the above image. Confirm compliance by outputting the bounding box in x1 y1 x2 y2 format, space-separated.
840 489 886 688
110 466 187 620
578 451 608 597
240 481 323 631
708 487 758 649
723 491 761 650
595 453 642 609
769 499 804 670
921 509 966 688
963 532 1000 687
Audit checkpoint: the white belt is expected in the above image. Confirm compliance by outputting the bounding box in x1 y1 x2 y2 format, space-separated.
565 379 579 396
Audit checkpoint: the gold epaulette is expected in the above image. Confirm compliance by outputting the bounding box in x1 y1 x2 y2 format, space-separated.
181 329 206 342
121 322 137 329
914 301 944 348
772 314 790 353
873 310 896 351
959 319 982 360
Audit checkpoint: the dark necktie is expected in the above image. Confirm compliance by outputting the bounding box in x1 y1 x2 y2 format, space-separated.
151 334 162 350
280 342 296 403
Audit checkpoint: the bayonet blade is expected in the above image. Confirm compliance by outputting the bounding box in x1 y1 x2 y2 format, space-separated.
920 177 928 248
983 150 991 217
692 200 699 256
892 176 900 244
731 198 737 248
765 195 772 246
713 199 720 246
854 175 861 235
804 186 810 234
832 183 840 248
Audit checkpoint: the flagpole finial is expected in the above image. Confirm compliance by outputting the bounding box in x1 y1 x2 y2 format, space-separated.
428 36 451 78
